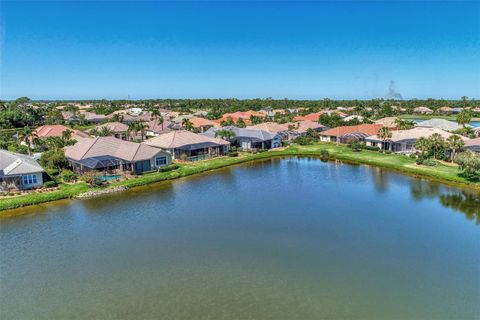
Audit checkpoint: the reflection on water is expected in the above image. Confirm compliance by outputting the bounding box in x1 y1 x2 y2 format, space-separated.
1 157 479 320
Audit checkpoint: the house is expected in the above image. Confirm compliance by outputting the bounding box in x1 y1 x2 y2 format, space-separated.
78 110 110 123
0 150 44 190
365 127 468 153
374 117 399 129
438 106 453 114
189 117 217 133
203 126 282 150
65 136 171 174
343 115 364 122
319 124 383 143
413 106 434 114
293 112 322 122
217 111 266 125
34 125 90 140
143 130 230 161
464 138 480 152
93 122 129 140
415 119 465 132
451 108 463 114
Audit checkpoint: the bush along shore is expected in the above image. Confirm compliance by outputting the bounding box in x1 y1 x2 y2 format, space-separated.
1 143 479 213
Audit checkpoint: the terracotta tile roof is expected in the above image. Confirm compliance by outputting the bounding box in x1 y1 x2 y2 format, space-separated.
65 136 164 162
143 130 229 149
34 125 89 139
320 124 383 137
219 111 265 122
189 117 216 128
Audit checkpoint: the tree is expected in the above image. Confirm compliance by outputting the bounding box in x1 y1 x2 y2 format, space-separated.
461 96 468 108
18 126 37 155
454 150 480 181
182 118 194 131
446 135 465 161
428 133 446 160
236 118 246 128
457 110 472 127
414 137 431 158
394 118 415 130
377 127 392 153
39 149 69 169
214 129 235 141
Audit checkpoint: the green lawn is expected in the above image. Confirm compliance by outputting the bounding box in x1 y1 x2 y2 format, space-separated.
1 143 478 212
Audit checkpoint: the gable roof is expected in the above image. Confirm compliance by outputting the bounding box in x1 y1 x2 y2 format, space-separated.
143 130 229 149
0 150 44 177
65 136 164 162
320 124 383 138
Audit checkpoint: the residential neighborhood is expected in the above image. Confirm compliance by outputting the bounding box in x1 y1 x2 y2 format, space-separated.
1 97 480 195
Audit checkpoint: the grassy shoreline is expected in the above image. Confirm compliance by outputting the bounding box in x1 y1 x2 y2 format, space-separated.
399 114 480 122
1 143 479 213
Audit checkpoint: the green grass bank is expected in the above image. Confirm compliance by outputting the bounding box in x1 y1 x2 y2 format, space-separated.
1 143 479 213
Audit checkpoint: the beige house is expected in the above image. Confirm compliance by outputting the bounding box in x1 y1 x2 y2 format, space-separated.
143 130 230 161
65 137 171 174
93 122 130 140
366 127 468 153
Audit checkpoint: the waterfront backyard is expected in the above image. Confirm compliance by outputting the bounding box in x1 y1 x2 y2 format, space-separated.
1 158 478 319
1 143 479 213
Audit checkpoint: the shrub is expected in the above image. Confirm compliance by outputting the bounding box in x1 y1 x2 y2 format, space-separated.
320 150 330 162
227 152 239 157
454 150 480 181
158 164 180 172
362 145 380 151
409 153 417 159
423 159 437 166
349 141 362 152
44 181 57 188
60 170 77 182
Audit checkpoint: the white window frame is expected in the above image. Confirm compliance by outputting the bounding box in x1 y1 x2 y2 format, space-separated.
155 156 167 166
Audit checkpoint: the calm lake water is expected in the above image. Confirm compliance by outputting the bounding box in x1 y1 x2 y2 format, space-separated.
1 158 479 319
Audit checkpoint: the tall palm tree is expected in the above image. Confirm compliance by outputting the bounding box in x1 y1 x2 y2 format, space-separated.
447 134 464 162
19 126 35 155
429 133 445 160
456 110 472 128
377 127 392 153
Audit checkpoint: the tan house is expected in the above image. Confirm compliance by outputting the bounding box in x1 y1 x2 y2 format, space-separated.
366 127 469 153
374 117 399 128
320 124 383 143
413 106 434 114
143 130 230 161
65 136 171 174
93 122 129 140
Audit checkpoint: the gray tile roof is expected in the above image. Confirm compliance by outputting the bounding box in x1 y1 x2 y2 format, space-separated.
415 119 466 131
0 150 45 177
203 126 279 141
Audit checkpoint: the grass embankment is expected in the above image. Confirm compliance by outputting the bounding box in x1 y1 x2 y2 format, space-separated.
1 143 479 212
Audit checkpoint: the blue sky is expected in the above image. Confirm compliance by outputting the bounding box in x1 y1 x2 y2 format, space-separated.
0 1 479 100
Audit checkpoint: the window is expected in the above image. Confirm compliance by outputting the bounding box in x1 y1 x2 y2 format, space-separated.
22 174 38 185
155 156 167 166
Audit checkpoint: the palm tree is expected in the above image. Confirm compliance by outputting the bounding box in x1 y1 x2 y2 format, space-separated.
429 133 445 160
19 126 35 155
215 129 235 141
127 121 139 140
447 134 465 162
377 127 392 153
394 118 415 130
135 121 148 141
182 118 194 131
98 126 114 137
414 137 431 159
461 96 468 108
457 110 472 127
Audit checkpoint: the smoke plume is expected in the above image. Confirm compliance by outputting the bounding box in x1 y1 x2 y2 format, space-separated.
386 80 403 100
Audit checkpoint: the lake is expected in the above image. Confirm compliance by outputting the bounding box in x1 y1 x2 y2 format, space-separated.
1 158 479 319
